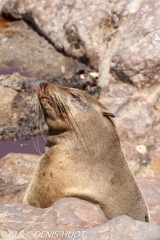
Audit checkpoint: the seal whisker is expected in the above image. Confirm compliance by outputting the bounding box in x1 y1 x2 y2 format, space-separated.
37 103 48 149
55 96 68 120
33 100 43 155
31 101 42 155
36 110 42 155
38 104 47 144
49 88 86 148
56 94 87 150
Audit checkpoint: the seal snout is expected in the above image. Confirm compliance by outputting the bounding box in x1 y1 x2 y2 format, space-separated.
39 82 46 88
38 82 51 100
38 81 50 90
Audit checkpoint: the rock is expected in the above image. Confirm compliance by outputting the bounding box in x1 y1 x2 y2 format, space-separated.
0 0 8 14
98 0 144 86
0 153 39 188
1 0 117 70
0 17 89 80
2 0 160 89
0 72 24 90
0 198 107 240
0 184 27 203
1 0 160 88
76 215 160 240
48 198 107 229
111 0 160 88
99 82 160 176
0 198 160 240
138 178 160 225
0 85 17 130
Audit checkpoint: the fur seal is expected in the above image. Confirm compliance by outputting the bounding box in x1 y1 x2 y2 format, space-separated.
23 82 149 222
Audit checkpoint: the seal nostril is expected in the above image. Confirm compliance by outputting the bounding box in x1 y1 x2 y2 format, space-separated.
39 82 45 88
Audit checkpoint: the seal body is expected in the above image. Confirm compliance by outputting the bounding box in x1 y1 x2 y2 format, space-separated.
23 82 149 222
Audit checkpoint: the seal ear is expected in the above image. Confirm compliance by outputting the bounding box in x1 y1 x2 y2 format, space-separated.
102 111 115 126
103 112 115 118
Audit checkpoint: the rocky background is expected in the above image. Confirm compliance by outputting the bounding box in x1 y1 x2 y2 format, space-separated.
0 0 160 239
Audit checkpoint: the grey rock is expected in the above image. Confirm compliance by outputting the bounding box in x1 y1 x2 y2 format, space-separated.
0 18 88 79
1 0 160 88
1 0 117 69
2 0 160 88
0 72 26 91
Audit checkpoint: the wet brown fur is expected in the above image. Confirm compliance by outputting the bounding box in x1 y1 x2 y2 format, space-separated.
23 82 149 222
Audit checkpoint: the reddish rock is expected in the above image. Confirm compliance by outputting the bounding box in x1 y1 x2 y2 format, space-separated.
138 178 160 225
100 82 160 176
0 153 39 188
0 198 107 240
0 198 160 240
49 198 107 230
111 0 160 88
0 85 17 130
0 184 27 203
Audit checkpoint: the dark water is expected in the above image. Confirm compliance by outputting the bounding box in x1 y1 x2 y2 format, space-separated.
0 60 30 77
0 136 46 159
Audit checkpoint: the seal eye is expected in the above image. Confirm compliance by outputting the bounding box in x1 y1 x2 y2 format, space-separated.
102 111 115 127
70 93 80 99
103 112 115 118
70 92 90 111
